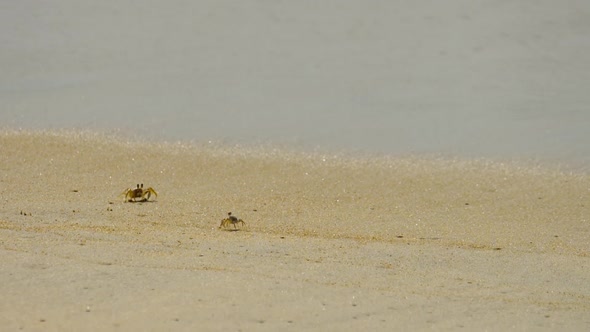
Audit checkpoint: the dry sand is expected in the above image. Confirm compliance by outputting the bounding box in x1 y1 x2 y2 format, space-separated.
0 130 589 331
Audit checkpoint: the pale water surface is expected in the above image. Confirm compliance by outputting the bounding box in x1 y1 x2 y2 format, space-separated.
1 0 589 168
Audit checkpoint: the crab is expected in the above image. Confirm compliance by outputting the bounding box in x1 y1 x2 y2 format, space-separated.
219 212 246 229
121 183 158 202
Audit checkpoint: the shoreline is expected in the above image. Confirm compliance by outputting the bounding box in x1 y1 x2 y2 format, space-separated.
3 127 588 173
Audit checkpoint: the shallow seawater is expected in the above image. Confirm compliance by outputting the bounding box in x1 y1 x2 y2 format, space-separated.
2 1 590 169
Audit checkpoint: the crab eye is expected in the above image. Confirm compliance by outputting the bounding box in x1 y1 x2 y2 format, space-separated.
136 184 140 188
141 183 144 188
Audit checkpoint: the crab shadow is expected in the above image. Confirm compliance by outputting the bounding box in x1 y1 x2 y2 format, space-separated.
220 228 244 232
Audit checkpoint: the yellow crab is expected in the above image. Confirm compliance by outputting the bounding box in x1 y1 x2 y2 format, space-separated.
219 212 246 229
121 183 158 202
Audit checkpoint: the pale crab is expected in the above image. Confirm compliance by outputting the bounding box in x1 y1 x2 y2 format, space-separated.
219 212 246 229
121 183 158 202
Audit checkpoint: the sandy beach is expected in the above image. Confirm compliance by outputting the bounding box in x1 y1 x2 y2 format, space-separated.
2 0 590 330
0 131 588 331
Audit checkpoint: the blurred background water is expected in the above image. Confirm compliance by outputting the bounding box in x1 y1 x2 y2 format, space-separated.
1 0 589 168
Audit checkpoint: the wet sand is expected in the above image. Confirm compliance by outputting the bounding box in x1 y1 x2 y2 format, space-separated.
1 131 589 331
